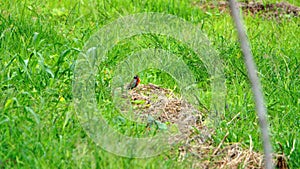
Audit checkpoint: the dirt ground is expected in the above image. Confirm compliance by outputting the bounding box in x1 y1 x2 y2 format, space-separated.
193 1 300 19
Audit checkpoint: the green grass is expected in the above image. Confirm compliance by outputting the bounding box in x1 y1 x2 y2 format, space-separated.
1 0 299 168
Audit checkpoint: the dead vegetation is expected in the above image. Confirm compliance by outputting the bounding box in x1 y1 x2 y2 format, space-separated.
125 84 289 169
192 1 300 19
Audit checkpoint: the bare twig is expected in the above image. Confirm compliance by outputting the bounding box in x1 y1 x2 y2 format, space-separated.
226 112 241 125
213 131 229 155
288 139 295 159
243 135 253 168
228 0 273 169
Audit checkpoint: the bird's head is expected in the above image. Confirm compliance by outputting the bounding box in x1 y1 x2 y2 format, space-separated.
134 75 140 84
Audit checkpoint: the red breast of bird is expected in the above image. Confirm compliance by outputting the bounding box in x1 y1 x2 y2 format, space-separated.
127 75 140 89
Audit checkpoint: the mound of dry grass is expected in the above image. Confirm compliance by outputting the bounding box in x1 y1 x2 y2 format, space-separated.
126 84 288 169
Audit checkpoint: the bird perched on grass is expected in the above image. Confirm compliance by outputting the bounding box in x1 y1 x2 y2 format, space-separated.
127 75 140 90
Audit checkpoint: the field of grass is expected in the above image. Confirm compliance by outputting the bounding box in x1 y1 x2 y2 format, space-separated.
0 0 299 168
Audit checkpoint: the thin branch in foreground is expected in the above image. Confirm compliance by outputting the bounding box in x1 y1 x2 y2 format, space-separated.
228 0 273 169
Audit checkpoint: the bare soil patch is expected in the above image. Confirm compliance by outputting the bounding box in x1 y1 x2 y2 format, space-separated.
193 1 300 19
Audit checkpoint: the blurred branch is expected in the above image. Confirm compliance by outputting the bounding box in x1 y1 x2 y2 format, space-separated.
228 0 273 169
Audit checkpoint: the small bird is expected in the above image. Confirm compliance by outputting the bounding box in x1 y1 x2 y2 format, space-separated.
127 75 140 90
